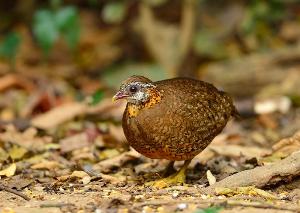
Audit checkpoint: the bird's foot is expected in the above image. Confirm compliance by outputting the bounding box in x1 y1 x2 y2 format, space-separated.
145 170 186 189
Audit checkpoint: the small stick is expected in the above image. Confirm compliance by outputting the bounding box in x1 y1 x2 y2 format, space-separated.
40 203 74 208
0 183 30 201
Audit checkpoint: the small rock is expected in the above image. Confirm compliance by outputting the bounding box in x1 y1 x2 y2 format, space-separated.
177 203 188 210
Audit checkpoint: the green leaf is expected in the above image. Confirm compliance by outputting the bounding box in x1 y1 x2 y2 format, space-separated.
102 2 126 24
0 32 21 61
55 7 80 50
90 90 104 106
193 206 222 213
241 0 285 34
193 30 226 59
32 6 80 56
55 7 77 30
33 10 59 55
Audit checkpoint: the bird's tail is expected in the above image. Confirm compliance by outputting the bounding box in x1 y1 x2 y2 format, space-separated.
231 106 241 120
219 90 241 120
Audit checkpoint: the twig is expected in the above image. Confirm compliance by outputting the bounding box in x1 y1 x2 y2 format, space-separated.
179 0 196 60
133 197 298 211
139 0 196 77
40 203 75 208
0 183 30 201
204 151 300 194
226 199 297 212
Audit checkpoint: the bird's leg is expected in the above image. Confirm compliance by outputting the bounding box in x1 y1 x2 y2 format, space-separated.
163 161 176 177
147 159 192 189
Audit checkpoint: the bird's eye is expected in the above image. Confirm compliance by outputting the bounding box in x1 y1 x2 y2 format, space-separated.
129 85 138 93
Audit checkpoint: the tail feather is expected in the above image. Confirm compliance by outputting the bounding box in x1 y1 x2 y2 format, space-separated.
231 106 241 120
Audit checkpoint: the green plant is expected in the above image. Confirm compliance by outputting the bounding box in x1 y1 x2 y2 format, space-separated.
241 0 285 34
0 32 21 70
193 206 222 213
33 2 80 57
89 90 104 106
102 1 127 24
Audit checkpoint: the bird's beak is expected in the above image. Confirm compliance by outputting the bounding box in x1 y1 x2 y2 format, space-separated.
112 91 129 102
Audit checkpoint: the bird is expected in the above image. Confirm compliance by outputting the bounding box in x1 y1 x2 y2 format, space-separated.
112 75 239 188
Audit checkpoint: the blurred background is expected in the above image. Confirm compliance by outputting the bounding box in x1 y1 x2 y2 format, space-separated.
1 0 300 172
1 0 300 96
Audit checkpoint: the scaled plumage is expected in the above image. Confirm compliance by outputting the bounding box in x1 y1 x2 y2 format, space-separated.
113 75 238 187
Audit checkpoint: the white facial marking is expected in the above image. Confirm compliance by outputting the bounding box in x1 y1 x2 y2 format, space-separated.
125 82 155 105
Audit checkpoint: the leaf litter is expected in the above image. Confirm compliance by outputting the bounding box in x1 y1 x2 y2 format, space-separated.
1 15 300 212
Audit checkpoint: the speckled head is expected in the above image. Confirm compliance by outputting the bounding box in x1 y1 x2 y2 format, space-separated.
112 76 157 105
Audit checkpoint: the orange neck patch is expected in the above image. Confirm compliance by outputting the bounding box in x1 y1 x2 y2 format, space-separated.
127 89 161 118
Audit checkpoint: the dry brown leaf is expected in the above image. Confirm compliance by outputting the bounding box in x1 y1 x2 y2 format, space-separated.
260 131 300 163
31 102 87 130
31 99 126 130
209 144 271 158
71 171 90 178
93 149 141 173
86 98 126 121
272 131 300 157
60 132 90 153
0 163 17 177
100 173 126 184
31 161 62 170
0 125 52 151
71 148 95 161
108 123 127 143
57 170 91 184
0 74 34 92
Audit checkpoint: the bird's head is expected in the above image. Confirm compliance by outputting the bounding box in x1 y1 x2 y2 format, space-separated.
112 76 157 105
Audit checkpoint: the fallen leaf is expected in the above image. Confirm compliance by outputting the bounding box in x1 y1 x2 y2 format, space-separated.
86 98 126 121
209 145 271 159
272 130 300 157
57 170 91 184
0 74 34 92
108 123 126 143
98 149 121 160
100 173 126 184
60 132 90 153
93 149 140 173
0 163 17 177
71 171 90 178
215 186 278 200
8 145 28 160
82 176 91 185
206 170 216 186
0 125 52 151
31 102 87 130
31 161 62 170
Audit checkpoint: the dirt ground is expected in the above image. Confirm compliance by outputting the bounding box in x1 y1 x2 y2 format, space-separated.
0 183 299 213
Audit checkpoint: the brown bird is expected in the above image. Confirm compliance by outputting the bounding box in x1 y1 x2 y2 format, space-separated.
113 76 238 188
